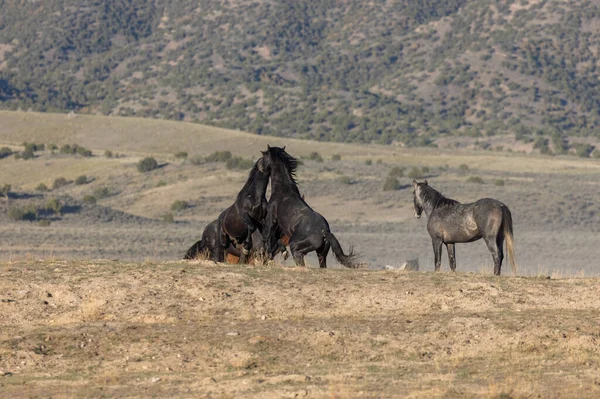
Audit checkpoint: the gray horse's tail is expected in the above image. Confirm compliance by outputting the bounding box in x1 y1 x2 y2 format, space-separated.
323 231 358 268
502 206 517 274
184 239 206 260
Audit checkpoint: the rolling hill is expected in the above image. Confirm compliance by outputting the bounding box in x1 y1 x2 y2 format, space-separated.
1 0 600 152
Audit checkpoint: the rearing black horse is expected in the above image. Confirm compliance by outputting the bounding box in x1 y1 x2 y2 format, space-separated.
261 145 358 268
217 158 270 263
412 180 516 275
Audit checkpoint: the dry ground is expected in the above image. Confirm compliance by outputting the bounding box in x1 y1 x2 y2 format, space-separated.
1 260 600 398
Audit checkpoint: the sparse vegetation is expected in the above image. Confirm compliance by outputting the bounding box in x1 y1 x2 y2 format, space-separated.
307 152 324 163
162 213 174 223
8 204 38 221
365 159 373 166
75 175 89 185
52 177 69 189
104 150 113 158
93 187 112 199
459 164 469 173
170 200 189 213
206 151 232 163
332 154 341 161
46 198 63 214
495 179 505 186
137 157 159 172
388 166 405 178
36 183 49 192
467 176 484 184
189 154 205 165
383 177 402 191
225 156 254 170
407 167 424 179
82 195 97 204
0 147 13 159
0 184 11 198
175 151 188 159
338 175 355 185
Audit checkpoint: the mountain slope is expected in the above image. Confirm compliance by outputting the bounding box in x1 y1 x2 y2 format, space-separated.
1 0 600 149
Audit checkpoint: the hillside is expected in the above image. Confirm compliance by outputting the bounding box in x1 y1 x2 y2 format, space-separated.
1 0 600 153
0 111 599 275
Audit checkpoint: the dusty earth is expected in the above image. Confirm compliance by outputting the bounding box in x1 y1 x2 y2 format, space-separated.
1 259 600 398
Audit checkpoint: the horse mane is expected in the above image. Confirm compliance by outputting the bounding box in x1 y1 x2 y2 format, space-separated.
420 184 459 209
267 147 301 196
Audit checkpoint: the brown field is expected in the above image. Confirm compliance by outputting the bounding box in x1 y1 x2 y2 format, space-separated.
1 111 600 397
1 260 600 398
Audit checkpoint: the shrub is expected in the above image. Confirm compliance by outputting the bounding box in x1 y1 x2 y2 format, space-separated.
206 151 232 162
365 159 372 166
38 219 51 227
52 177 69 189
175 151 188 159
93 187 111 199
60 144 74 154
137 157 159 172
8 204 38 221
170 200 189 212
407 167 423 179
331 153 341 161
75 175 89 185
48 144 58 151
189 154 205 165
104 150 113 158
388 166 405 178
494 179 505 186
162 213 174 223
308 152 324 162
21 148 35 160
467 176 484 184
46 198 63 214
36 183 48 192
421 166 430 174
0 147 13 159
76 146 92 157
157 180 167 187
383 177 402 191
338 175 355 185
83 195 97 204
0 184 10 198
225 156 254 170
459 164 469 173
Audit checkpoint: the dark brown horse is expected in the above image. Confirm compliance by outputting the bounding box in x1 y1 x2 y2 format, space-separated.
217 158 270 263
261 146 358 268
184 219 290 263
412 180 516 275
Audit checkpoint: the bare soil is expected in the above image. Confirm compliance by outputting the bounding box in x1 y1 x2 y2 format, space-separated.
1 260 600 398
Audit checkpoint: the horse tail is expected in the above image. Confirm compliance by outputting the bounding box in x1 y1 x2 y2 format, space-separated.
184 239 206 260
502 205 517 275
323 231 358 269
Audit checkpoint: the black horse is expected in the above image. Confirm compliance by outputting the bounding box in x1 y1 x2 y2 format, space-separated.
184 219 290 263
216 158 270 263
183 219 220 261
412 180 516 275
261 145 357 268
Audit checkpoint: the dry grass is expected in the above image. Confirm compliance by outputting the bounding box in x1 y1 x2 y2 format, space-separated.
1 260 600 398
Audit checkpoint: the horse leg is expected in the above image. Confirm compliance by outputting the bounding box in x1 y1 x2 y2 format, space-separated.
446 243 456 272
483 236 502 275
316 242 331 269
239 213 258 264
289 238 314 267
432 239 443 271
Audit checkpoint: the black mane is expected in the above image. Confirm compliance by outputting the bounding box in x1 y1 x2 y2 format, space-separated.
419 184 459 209
266 147 301 196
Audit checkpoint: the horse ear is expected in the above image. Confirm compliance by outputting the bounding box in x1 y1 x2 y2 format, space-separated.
282 145 286 150
424 180 428 185
257 158 264 172
412 179 418 189
267 144 271 150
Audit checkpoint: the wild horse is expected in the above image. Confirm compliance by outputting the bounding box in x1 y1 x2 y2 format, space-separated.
215 158 271 263
412 180 516 275
261 145 358 268
184 219 289 263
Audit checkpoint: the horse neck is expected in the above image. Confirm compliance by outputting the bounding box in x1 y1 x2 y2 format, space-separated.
420 187 448 217
239 168 269 201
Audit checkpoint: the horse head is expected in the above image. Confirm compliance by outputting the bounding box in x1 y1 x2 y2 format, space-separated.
412 179 428 218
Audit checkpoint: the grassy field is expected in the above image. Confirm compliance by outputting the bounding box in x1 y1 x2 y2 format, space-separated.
0 111 599 276
1 260 600 398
